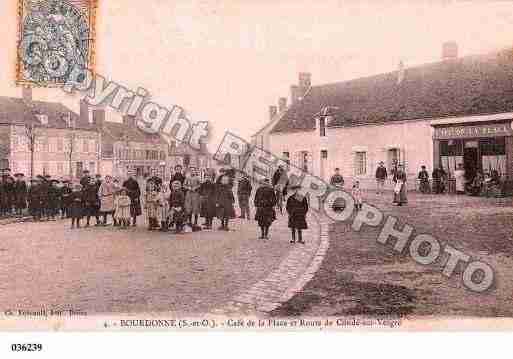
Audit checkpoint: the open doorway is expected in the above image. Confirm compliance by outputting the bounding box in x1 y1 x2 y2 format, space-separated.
463 141 479 182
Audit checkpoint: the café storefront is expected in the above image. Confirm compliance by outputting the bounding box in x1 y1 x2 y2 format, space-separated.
432 121 513 184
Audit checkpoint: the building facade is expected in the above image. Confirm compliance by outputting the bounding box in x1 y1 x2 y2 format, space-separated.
0 89 100 179
100 114 169 179
269 45 513 190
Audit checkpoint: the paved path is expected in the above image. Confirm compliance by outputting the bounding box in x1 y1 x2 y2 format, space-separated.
0 211 327 319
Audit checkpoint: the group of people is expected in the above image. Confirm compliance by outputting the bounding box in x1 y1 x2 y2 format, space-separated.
0 165 311 244
417 163 503 197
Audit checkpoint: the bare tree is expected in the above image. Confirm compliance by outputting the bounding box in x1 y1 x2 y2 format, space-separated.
67 131 76 178
24 123 38 180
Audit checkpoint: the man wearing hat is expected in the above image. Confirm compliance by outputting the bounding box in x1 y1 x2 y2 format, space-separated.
254 178 277 240
60 180 72 218
237 173 252 219
122 172 142 226
1 168 15 216
0 172 6 217
375 161 388 195
38 174 52 220
80 169 91 189
28 177 42 221
13 173 27 216
47 179 61 220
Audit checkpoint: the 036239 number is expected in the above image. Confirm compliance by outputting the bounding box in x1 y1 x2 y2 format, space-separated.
11 343 43 352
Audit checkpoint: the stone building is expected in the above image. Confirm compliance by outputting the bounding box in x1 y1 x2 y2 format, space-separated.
0 88 100 179
268 44 513 191
99 113 169 179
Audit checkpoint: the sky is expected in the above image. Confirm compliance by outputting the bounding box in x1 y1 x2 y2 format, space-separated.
2 0 513 151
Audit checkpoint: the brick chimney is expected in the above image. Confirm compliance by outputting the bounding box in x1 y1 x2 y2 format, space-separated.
22 86 32 102
123 114 136 127
298 72 311 89
442 41 458 60
269 105 278 121
92 109 105 127
278 97 287 113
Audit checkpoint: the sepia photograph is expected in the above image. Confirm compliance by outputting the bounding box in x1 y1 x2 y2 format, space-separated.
1 0 513 355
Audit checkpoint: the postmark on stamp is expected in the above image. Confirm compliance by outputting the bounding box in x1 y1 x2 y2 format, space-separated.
16 0 97 87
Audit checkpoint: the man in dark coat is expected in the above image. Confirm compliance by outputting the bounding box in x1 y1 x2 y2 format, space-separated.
0 174 5 217
83 177 101 226
39 175 51 220
28 178 42 221
123 174 142 226
13 173 27 216
254 179 277 240
432 166 447 194
2 170 15 216
418 165 431 194
60 180 72 218
168 180 185 232
80 169 91 188
47 180 61 220
237 174 252 219
170 165 185 187
199 176 217 229
375 161 388 195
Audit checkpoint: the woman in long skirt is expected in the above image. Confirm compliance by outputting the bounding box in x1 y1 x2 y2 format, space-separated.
286 185 308 244
158 184 170 231
254 179 277 240
184 171 201 227
393 164 408 206
98 175 115 225
199 176 217 229
216 175 235 231
114 188 132 229
145 182 160 230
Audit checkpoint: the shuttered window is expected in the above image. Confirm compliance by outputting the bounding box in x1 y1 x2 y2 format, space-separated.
355 152 367 176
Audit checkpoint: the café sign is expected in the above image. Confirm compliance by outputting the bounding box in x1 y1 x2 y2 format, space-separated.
433 122 513 139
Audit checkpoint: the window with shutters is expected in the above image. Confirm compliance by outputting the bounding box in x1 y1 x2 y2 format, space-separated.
355 152 367 176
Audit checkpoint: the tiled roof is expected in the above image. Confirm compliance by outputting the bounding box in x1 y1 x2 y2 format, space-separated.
0 97 94 130
101 121 167 145
271 48 513 133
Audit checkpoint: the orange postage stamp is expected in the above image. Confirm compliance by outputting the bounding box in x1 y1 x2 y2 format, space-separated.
16 0 97 87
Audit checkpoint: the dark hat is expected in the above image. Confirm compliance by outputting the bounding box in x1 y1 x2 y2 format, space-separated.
335 167 340 171
62 180 70 184
44 174 51 178
36 175 45 180
289 184 301 190
51 179 60 184
14 173 24 177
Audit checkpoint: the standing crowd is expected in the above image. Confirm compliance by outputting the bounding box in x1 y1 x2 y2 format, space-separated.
0 165 310 244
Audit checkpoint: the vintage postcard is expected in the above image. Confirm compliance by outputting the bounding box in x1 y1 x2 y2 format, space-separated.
15 0 97 87
2 0 513 355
